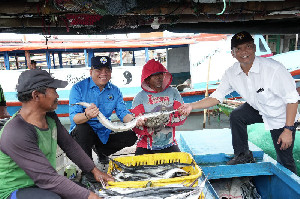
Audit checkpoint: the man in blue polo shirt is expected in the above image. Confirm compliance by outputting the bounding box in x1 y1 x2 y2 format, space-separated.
69 56 137 183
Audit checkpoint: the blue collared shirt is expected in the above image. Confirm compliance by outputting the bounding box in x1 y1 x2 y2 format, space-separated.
69 77 130 144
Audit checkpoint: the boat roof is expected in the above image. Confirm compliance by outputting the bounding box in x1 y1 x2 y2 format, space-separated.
0 33 227 55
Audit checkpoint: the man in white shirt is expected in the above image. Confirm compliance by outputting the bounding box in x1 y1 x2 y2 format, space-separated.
178 31 299 173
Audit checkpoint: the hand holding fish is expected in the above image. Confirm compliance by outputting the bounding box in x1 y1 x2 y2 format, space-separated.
91 166 115 185
88 191 103 199
178 103 193 116
87 167 114 199
85 103 99 120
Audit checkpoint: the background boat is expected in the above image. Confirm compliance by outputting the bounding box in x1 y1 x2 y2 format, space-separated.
1 33 299 119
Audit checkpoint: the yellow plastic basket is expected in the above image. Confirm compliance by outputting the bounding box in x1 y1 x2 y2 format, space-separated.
107 152 202 189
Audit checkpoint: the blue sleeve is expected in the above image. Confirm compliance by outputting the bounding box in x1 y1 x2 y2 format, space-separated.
69 84 84 123
114 88 130 122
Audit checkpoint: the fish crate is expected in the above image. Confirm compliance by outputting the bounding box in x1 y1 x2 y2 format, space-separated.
107 152 202 189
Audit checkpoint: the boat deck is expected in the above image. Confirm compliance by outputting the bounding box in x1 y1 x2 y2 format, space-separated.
176 129 300 198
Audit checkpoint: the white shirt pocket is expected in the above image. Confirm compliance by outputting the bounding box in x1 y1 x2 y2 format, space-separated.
256 90 269 105
256 90 284 117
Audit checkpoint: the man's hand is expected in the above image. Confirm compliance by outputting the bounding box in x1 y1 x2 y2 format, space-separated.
178 103 193 116
91 167 114 186
85 103 99 119
0 106 10 119
88 191 103 199
277 129 293 150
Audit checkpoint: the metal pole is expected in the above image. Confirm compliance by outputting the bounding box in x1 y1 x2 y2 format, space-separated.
295 34 298 50
120 48 123 66
145 48 149 63
4 52 9 70
132 51 136 66
203 56 211 128
58 52 63 68
84 49 88 67
46 51 51 69
15 54 19 69
87 49 94 68
52 52 56 69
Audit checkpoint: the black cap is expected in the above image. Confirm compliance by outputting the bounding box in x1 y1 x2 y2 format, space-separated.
31 60 36 64
231 31 254 49
16 70 68 93
91 56 112 70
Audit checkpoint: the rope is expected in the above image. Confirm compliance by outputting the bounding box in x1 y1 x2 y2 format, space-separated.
216 0 226 15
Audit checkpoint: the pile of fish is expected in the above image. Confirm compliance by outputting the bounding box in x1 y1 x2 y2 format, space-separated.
109 158 194 182
92 158 207 198
210 177 261 199
73 102 175 132
97 183 205 199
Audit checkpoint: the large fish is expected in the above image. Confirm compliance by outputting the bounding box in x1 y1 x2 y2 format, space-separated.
73 102 176 132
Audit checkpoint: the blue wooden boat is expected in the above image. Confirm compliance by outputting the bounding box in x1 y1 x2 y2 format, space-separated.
2 33 300 119
176 129 300 198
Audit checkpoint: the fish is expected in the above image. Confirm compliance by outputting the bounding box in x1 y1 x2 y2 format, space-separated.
72 102 176 132
112 167 189 182
97 175 207 198
161 168 189 179
108 157 194 182
98 184 199 198
111 166 191 182
123 186 196 197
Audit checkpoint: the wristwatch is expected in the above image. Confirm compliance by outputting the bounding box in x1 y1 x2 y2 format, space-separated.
283 125 295 131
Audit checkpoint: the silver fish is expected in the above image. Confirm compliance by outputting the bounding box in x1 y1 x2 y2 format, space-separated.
108 157 193 182
113 168 189 182
98 185 198 198
73 102 175 132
